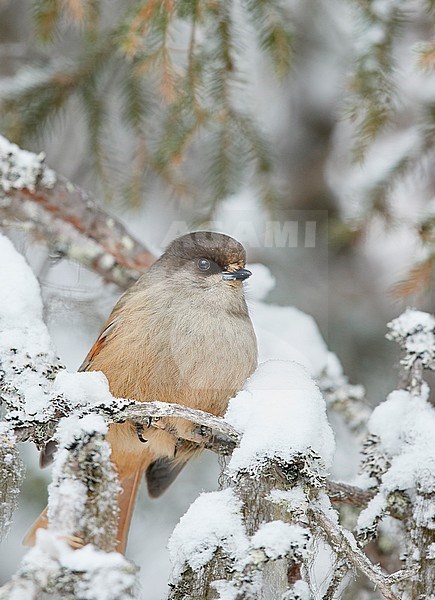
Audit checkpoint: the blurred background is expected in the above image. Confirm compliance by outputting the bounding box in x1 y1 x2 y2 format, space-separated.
0 0 434 597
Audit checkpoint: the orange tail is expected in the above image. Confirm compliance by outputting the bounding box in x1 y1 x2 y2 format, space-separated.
23 506 49 547
23 467 144 554
115 467 144 554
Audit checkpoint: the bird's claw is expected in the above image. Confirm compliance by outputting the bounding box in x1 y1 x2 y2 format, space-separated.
135 422 148 443
195 425 209 439
60 534 85 549
145 416 163 429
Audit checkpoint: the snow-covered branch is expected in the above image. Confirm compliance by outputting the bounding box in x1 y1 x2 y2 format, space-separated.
47 414 120 552
0 425 24 542
0 417 137 600
0 533 138 600
358 308 435 598
0 135 155 289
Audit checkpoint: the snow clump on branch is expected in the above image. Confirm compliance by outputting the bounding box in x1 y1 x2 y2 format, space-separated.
168 488 248 582
225 360 335 476
0 134 56 194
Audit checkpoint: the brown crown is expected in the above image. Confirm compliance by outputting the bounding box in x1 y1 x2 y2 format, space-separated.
164 231 246 269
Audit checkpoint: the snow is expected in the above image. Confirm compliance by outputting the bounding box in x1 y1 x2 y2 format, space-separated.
55 413 108 447
250 521 309 561
357 384 435 535
225 360 335 475
269 487 309 517
386 309 435 370
0 233 60 418
0 234 45 325
53 370 119 411
48 477 88 535
46 413 110 535
0 134 56 193
283 580 311 599
19 530 137 600
249 302 330 377
168 487 249 582
427 543 435 560
245 263 276 301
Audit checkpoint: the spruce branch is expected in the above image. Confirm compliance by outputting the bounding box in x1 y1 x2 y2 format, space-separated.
0 35 116 144
2 0 291 210
32 0 61 44
348 0 405 161
242 0 293 78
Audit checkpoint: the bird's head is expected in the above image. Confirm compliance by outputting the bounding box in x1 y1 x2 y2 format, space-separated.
156 231 252 290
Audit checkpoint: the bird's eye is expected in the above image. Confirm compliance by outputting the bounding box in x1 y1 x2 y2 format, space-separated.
197 258 211 271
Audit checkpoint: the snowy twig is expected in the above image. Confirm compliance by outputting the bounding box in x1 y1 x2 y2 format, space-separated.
216 522 310 600
0 135 155 288
0 424 24 542
325 481 375 508
356 308 435 598
0 416 138 600
0 533 138 600
309 503 400 600
322 560 348 600
385 565 420 585
117 402 241 453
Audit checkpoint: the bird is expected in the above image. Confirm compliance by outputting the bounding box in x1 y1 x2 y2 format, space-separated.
24 231 258 553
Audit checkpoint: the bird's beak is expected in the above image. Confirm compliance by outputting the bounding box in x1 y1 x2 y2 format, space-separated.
222 268 252 281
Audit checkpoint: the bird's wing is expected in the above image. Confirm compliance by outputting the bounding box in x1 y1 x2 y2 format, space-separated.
78 316 121 372
79 279 141 372
39 309 123 468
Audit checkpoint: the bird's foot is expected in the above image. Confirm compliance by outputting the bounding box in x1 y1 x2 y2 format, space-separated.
147 416 164 429
135 422 148 443
60 534 85 549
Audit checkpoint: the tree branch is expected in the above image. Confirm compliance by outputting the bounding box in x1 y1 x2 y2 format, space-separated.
0 135 155 289
10 398 381 517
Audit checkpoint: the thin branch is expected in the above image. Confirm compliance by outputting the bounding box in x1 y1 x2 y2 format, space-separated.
0 199 141 289
309 505 400 600
386 565 420 585
325 481 375 508
322 561 348 600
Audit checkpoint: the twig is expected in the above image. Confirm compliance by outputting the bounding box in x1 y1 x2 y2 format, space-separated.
118 401 240 449
0 201 139 289
7 179 155 285
386 565 420 585
309 505 400 600
322 561 349 600
325 481 375 507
